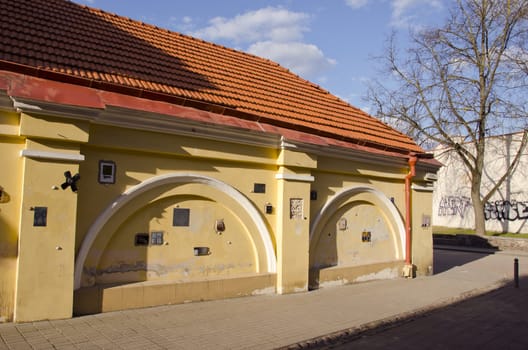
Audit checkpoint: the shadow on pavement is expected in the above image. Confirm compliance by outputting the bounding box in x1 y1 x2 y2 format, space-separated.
284 277 528 350
433 248 494 274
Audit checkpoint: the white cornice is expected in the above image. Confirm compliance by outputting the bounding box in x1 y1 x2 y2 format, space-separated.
97 106 282 149
8 97 437 170
283 140 407 168
411 184 435 192
10 97 101 121
21 149 85 162
275 173 315 182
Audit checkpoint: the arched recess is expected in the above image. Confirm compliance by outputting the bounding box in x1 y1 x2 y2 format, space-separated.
310 186 406 270
74 173 276 290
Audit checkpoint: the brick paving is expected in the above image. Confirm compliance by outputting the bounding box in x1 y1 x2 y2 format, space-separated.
314 278 528 349
0 249 526 350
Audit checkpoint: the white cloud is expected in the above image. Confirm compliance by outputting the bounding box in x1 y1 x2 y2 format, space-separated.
188 7 336 81
170 15 194 32
390 0 443 28
345 0 369 9
248 41 336 78
191 7 310 44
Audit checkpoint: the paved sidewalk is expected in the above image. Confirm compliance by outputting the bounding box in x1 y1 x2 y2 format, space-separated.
1 250 527 350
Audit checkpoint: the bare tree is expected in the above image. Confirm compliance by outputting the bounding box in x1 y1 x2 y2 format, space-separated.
369 0 528 235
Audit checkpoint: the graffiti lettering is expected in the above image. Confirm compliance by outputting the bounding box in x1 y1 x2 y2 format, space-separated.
438 196 472 218
484 200 528 221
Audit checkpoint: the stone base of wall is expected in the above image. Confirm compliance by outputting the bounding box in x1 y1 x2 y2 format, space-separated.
485 236 528 252
433 234 528 252
309 261 405 290
74 273 276 316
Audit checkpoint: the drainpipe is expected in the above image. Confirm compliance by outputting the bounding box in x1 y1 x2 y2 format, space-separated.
403 153 417 277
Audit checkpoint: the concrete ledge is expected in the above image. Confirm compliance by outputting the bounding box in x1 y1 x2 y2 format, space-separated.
310 261 405 290
433 234 528 252
74 273 276 316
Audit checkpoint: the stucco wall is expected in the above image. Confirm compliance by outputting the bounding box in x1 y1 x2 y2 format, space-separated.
0 105 437 322
0 126 23 322
433 133 528 233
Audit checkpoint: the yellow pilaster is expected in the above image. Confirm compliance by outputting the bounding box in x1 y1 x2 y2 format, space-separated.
275 147 316 294
14 139 83 322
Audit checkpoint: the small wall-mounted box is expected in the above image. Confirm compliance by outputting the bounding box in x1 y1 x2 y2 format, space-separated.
32 206 48 227
98 160 116 184
253 183 266 193
194 247 211 256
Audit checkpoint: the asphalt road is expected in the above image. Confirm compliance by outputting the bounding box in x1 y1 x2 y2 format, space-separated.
312 249 528 350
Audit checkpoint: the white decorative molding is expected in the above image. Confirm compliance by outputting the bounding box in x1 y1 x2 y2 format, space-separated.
11 97 100 120
412 184 435 192
424 173 438 182
280 136 298 149
310 186 406 260
11 98 42 112
20 149 85 162
99 106 281 149
74 173 277 289
275 173 315 182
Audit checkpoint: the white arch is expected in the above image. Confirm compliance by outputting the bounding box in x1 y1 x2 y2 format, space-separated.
74 173 276 289
310 186 406 259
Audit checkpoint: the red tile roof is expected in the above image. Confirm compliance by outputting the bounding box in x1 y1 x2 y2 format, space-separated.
0 0 424 155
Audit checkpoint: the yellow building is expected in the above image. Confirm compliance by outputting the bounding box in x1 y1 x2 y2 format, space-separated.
0 0 440 322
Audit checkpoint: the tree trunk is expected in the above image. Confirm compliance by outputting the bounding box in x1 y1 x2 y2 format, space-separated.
471 180 486 235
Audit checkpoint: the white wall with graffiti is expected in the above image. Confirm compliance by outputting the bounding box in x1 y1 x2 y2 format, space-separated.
433 132 528 233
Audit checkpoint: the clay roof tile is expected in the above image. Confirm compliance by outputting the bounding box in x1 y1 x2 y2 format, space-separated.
0 0 424 154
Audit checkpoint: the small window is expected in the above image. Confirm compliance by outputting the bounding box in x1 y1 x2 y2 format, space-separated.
253 183 266 193
99 160 116 184
135 233 149 246
151 231 164 245
173 208 190 226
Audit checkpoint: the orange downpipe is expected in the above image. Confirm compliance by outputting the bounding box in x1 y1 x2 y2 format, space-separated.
405 154 417 265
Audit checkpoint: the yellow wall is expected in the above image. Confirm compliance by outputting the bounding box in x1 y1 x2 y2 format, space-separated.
0 135 23 322
410 183 434 276
15 139 81 322
0 106 436 322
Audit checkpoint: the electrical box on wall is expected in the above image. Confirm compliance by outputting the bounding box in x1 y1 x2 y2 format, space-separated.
150 231 164 245
135 233 149 246
32 207 48 227
215 219 225 233
173 208 190 226
338 217 347 230
98 160 116 184
422 215 431 227
194 247 210 256
253 183 266 193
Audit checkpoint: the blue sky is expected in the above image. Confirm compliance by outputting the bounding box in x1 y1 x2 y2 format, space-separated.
72 0 447 112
